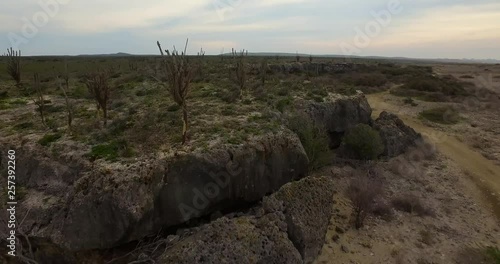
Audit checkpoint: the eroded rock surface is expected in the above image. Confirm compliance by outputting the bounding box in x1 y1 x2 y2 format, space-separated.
373 111 422 157
159 176 334 264
159 197 302 264
0 129 308 252
296 92 373 148
272 176 335 263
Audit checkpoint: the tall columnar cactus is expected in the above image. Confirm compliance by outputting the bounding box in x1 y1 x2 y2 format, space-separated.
260 58 268 86
4 47 21 85
234 49 247 99
32 73 46 126
157 39 194 145
56 60 73 131
84 69 111 126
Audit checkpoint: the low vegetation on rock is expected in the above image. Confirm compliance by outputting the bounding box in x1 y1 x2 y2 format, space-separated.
342 123 384 160
419 107 460 124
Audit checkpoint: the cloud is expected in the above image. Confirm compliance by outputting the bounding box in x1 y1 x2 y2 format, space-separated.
0 0 499 59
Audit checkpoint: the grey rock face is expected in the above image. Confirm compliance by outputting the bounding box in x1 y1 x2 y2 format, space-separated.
296 93 373 148
0 129 308 251
159 176 334 264
158 199 302 264
373 111 422 157
305 93 372 134
272 176 335 264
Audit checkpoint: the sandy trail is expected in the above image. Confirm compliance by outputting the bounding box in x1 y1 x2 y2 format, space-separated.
367 92 500 219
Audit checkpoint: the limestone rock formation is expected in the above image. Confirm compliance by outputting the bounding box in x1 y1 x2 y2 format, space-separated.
159 176 335 264
0 129 308 252
373 111 422 157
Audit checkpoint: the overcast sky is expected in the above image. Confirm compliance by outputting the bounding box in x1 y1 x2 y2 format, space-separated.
1 0 499 59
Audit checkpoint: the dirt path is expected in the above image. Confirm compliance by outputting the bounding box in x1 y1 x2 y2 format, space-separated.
367 92 500 219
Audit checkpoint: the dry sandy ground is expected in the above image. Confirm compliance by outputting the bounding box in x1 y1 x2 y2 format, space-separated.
314 64 500 264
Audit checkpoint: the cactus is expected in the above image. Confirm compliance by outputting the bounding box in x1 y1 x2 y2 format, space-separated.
84 69 111 126
3 47 21 85
260 58 268 86
32 73 46 126
157 39 194 145
234 49 247 99
56 60 74 131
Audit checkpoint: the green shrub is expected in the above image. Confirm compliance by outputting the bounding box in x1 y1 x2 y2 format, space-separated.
167 104 181 112
342 124 384 160
403 97 418 106
486 247 500 264
287 112 333 171
38 133 62 146
13 122 34 131
276 86 291 96
89 139 134 161
275 97 293 113
419 107 460 124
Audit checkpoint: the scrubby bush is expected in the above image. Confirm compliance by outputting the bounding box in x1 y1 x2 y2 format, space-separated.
419 107 460 124
287 112 333 171
403 97 418 106
89 139 134 161
38 133 62 146
486 247 500 264
346 173 383 229
391 194 434 216
342 124 384 160
275 97 292 113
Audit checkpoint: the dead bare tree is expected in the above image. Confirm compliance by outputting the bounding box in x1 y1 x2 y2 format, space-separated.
346 171 383 229
56 60 73 131
32 73 46 126
157 39 194 145
3 47 22 85
84 69 111 126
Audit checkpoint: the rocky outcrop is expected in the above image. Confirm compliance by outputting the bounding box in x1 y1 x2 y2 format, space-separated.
373 111 422 157
272 176 335 263
296 92 372 148
0 129 308 252
158 176 334 264
159 197 302 264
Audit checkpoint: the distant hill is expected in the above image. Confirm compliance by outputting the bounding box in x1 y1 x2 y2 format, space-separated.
63 51 500 64
222 52 500 64
77 52 133 57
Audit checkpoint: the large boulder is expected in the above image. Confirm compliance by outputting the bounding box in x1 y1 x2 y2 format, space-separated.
158 176 334 264
159 196 302 264
272 176 335 263
296 92 372 148
0 129 308 252
373 111 422 157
